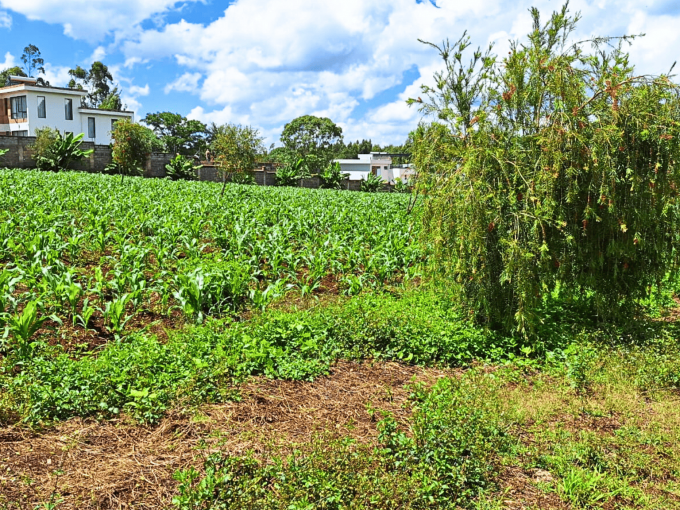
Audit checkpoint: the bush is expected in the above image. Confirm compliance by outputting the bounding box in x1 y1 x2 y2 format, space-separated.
319 161 348 189
165 154 199 181
275 158 305 187
361 172 384 192
411 5 680 335
111 120 152 182
211 124 264 197
31 128 93 172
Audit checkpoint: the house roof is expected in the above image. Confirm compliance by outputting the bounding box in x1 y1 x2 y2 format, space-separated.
0 82 88 96
79 107 134 115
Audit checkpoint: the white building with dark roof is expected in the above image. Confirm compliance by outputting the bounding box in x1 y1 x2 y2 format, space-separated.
0 76 134 145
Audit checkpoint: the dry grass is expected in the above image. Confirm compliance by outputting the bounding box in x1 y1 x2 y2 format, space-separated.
0 360 450 509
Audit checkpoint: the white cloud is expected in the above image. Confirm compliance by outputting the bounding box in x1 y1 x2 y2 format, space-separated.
164 72 201 94
0 51 15 69
0 10 11 28
120 0 680 143
42 64 72 87
88 46 107 63
7 0 680 145
0 0 201 43
128 84 150 96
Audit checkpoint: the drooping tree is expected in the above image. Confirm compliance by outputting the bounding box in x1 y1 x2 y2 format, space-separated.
410 4 680 335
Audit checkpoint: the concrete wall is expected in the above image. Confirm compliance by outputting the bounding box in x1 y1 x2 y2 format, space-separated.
0 139 397 192
0 135 172 176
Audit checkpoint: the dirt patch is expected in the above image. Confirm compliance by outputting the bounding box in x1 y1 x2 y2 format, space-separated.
0 360 450 509
489 465 569 509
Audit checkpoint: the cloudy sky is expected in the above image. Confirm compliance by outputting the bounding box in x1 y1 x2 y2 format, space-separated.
0 0 678 145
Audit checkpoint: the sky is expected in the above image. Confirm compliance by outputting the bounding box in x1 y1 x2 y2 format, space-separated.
0 0 679 146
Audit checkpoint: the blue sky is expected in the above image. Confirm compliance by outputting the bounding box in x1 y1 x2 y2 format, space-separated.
1 0 679 145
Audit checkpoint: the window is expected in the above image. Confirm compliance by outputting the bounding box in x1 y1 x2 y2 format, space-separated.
10 96 27 119
64 98 73 120
111 119 118 131
37 96 46 118
11 130 28 137
88 117 96 139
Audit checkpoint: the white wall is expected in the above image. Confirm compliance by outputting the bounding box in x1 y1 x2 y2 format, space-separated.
26 90 83 136
79 111 132 145
1 89 133 145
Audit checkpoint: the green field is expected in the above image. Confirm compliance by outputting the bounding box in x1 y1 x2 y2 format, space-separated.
1 170 679 509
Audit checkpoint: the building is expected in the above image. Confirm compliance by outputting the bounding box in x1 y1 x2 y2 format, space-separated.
334 152 394 182
0 76 134 145
334 152 414 183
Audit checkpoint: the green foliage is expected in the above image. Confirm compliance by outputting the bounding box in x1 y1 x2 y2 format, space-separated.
172 373 507 509
9 301 47 360
31 128 93 172
361 172 384 192
280 115 343 171
0 284 523 425
21 44 47 85
111 120 152 181
411 4 680 335
0 66 26 87
211 124 264 196
165 154 199 181
394 177 411 193
230 171 256 185
319 161 348 189
275 158 305 186
68 61 121 108
144 112 208 156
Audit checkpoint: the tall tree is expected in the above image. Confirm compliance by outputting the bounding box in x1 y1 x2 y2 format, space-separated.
280 115 343 170
143 112 207 156
68 61 122 109
21 45 49 86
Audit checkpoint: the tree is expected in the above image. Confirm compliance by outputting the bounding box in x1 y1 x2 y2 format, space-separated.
111 119 152 182
410 4 680 336
143 112 207 156
21 45 49 86
211 124 264 197
280 115 343 171
68 61 122 109
0 66 26 87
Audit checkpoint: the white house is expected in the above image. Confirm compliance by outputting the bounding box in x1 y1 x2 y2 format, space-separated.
0 76 134 145
334 152 394 182
334 152 415 183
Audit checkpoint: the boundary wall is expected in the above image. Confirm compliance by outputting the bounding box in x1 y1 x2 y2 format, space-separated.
0 137 396 192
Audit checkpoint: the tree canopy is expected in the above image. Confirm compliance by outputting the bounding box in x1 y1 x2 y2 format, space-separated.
143 112 207 156
211 123 264 196
68 61 122 110
410 4 680 335
0 66 26 87
280 115 343 170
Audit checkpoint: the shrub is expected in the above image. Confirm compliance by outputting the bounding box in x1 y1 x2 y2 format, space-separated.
31 128 93 172
319 161 348 189
211 124 264 197
410 5 680 335
394 177 411 193
165 154 199 181
111 119 152 182
361 172 384 192
275 158 305 187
